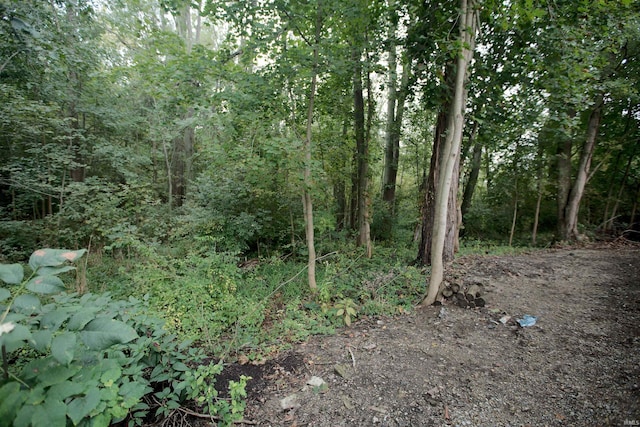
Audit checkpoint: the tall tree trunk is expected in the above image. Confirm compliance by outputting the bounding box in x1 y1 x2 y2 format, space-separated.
382 11 398 203
532 138 545 246
556 134 573 238
630 179 640 227
353 47 371 257
334 121 348 231
421 0 476 307
417 63 456 266
602 151 622 231
64 4 84 184
460 122 481 219
509 141 520 246
170 108 194 207
509 191 518 246
561 97 603 240
381 6 411 210
607 147 635 232
302 4 323 291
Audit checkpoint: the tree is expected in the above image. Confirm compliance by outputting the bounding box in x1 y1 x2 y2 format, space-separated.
301 2 324 290
381 1 412 219
421 0 478 306
531 0 638 241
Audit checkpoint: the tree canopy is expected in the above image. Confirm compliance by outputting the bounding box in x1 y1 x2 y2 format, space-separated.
1 0 639 261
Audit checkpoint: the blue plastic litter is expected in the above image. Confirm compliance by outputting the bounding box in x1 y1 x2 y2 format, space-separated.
517 315 537 327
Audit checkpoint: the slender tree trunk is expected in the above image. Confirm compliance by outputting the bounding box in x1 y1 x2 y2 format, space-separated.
162 141 173 209
381 6 411 210
334 122 348 231
532 139 545 245
382 11 398 203
64 3 85 184
630 180 640 227
302 4 323 291
509 141 520 246
562 97 603 240
532 188 543 245
556 135 573 238
460 123 481 219
509 183 518 246
608 148 635 231
417 65 456 266
602 151 622 231
421 0 476 306
353 47 371 257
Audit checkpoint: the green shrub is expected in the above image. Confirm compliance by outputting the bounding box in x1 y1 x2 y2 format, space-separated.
0 249 248 427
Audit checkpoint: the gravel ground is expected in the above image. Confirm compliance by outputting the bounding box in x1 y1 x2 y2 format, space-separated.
212 247 640 427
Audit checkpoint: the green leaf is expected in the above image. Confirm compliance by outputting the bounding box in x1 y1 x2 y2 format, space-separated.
100 366 122 387
30 330 53 352
0 288 10 302
14 404 35 427
36 265 76 276
120 381 151 408
0 263 24 284
25 385 46 405
32 398 67 427
13 294 42 314
37 364 82 387
51 332 76 365
47 380 85 401
67 308 101 330
80 318 138 350
40 308 70 331
173 362 189 371
0 382 27 421
0 323 32 352
29 249 87 271
67 388 101 425
26 275 66 294
91 413 112 427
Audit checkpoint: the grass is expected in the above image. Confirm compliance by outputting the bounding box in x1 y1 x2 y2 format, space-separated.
82 236 541 361
85 244 413 354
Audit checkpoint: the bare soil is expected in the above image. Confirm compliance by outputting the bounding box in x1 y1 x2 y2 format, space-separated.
223 247 640 427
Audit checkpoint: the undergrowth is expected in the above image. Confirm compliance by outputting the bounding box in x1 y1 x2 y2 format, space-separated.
85 242 425 360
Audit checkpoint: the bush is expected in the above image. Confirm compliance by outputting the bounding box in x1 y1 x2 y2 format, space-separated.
0 249 248 427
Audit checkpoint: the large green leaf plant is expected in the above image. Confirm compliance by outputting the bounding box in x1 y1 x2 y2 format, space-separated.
0 249 247 427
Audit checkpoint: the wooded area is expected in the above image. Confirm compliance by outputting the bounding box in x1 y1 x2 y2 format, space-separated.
2 0 639 270
2 0 639 266
0 0 639 424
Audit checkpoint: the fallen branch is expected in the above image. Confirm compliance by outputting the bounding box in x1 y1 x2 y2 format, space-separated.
176 406 258 425
347 346 356 369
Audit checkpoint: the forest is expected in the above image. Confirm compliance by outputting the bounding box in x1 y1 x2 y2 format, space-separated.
0 0 639 425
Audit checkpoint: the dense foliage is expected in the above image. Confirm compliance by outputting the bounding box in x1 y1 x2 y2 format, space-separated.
1 0 639 424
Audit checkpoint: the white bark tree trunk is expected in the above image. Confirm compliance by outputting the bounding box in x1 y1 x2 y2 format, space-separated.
422 0 476 307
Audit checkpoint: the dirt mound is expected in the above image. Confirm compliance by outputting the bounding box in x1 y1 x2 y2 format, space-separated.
220 248 640 427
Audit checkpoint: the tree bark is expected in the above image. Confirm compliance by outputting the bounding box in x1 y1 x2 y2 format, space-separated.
301 4 323 291
334 122 348 231
460 122 481 219
607 146 636 231
561 97 603 240
353 47 371 257
417 64 457 266
382 6 411 210
531 138 545 245
602 151 622 232
556 134 573 238
421 0 476 306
